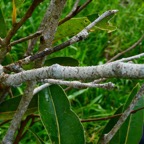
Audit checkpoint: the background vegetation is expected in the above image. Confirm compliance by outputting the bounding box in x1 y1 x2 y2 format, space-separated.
0 0 144 143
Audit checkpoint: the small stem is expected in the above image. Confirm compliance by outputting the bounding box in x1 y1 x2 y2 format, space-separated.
59 0 92 25
81 106 144 122
5 0 43 44
43 79 115 89
108 34 144 62
10 31 42 47
4 10 118 70
13 116 32 144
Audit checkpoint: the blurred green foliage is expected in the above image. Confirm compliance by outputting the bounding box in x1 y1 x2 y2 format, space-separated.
0 0 144 143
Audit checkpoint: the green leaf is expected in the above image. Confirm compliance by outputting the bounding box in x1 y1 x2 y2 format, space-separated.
0 94 38 120
97 106 123 144
55 13 117 41
91 12 117 33
12 0 25 24
38 85 85 144
98 84 144 144
118 84 143 144
28 129 45 144
0 7 7 38
44 57 79 66
55 17 90 41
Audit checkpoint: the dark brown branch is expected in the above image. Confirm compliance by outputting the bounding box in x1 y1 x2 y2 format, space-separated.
81 106 144 123
13 114 38 144
107 34 144 63
0 120 11 127
59 0 92 25
13 115 32 144
4 0 43 45
18 115 40 142
9 31 42 47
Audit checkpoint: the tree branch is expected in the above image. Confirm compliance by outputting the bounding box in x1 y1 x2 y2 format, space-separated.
81 106 144 122
116 52 144 62
43 79 115 89
2 81 36 144
5 0 43 44
108 34 144 62
59 0 92 25
100 84 144 144
9 31 42 47
4 9 118 71
1 62 144 86
25 0 67 56
0 0 43 63
2 1 67 143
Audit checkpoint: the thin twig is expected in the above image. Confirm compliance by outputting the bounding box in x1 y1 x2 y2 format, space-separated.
59 0 92 25
19 115 40 141
108 34 144 63
5 0 43 44
2 1 67 143
13 115 32 144
0 120 11 127
100 84 144 144
13 114 38 144
93 35 144 83
81 106 144 122
0 0 43 63
116 52 144 62
10 31 42 47
43 79 115 89
33 83 50 95
4 10 118 72
30 10 118 61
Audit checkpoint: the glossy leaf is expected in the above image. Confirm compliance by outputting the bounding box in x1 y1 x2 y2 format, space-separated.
55 13 117 41
44 57 79 66
38 85 85 144
0 94 38 120
55 17 90 41
0 7 7 38
118 83 143 144
98 84 143 144
95 13 117 33
97 106 123 144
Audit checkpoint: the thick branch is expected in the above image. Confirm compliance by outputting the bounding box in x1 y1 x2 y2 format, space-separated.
2 81 36 144
2 1 67 144
35 0 66 67
1 62 144 86
26 0 66 56
4 9 118 70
